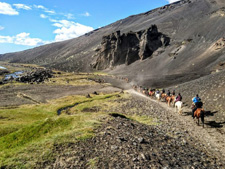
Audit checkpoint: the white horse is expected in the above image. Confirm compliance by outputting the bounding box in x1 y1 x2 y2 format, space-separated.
175 101 183 114
155 93 161 101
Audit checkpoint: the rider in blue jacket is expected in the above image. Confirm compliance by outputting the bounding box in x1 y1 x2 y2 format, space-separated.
192 94 203 118
192 95 201 103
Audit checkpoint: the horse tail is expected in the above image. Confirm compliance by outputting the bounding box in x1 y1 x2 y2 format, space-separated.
200 110 204 126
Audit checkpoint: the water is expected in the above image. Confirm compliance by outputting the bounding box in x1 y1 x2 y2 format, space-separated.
0 66 6 69
4 71 23 80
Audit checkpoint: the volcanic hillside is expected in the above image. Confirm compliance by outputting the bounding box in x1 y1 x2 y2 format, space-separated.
1 0 225 87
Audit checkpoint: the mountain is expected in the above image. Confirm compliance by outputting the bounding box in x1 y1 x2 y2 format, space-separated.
1 0 225 87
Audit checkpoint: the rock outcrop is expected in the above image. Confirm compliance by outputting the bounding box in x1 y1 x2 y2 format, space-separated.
17 69 53 83
214 37 225 50
92 25 170 70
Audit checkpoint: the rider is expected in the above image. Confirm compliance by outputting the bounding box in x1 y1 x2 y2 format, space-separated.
172 90 175 96
162 88 165 93
175 93 182 103
167 90 171 97
192 94 203 118
156 89 160 94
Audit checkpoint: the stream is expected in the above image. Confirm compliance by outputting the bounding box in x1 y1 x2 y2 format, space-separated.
4 71 23 80
0 66 7 69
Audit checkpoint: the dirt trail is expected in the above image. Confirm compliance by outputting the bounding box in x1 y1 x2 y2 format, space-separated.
102 76 225 160
128 89 225 161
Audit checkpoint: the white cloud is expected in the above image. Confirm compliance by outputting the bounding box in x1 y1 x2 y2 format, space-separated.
51 20 94 42
81 12 90 17
0 2 19 15
14 33 44 46
34 5 55 15
0 32 47 46
13 4 31 10
49 18 58 23
40 14 47 19
0 26 4 30
45 10 55 14
64 13 74 19
0 35 13 43
34 5 46 10
167 0 180 3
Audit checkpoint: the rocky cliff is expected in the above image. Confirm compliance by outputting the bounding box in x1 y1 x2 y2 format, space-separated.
92 25 170 70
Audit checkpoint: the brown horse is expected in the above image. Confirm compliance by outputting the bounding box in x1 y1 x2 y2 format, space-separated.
149 91 155 97
171 95 176 107
166 96 172 107
161 93 167 101
194 108 205 127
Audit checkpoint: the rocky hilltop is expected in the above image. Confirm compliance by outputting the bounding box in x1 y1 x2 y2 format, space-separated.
92 25 170 70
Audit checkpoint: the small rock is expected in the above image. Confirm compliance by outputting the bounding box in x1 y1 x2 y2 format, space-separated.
111 145 118 150
86 94 91 98
93 91 98 95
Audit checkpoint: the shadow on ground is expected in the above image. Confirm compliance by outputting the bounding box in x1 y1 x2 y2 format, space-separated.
205 121 225 128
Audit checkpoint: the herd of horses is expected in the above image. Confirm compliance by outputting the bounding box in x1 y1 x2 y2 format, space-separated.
132 86 205 127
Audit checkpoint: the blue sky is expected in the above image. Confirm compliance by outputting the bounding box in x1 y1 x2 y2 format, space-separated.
0 0 178 54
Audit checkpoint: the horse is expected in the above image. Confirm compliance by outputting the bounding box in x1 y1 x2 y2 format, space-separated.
161 93 167 101
171 95 176 107
138 86 142 93
149 90 155 97
132 85 137 90
194 108 205 127
166 96 172 107
175 101 182 114
155 93 161 101
142 89 147 95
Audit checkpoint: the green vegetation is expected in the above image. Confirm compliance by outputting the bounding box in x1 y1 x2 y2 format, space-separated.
47 72 98 86
0 92 120 167
0 85 157 168
129 115 159 126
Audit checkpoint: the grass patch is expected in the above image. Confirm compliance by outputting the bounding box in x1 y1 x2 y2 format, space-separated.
93 71 109 75
0 92 122 168
0 89 158 168
129 115 159 126
46 72 99 86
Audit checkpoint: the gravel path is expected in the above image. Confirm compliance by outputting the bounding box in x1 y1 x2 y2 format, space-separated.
128 89 225 161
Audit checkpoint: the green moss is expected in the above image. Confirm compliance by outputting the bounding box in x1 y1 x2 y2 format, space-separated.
129 115 159 126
